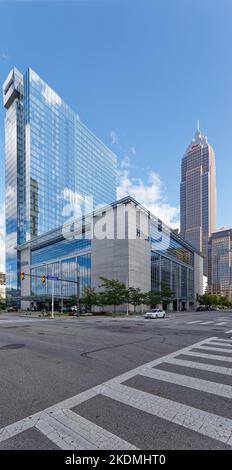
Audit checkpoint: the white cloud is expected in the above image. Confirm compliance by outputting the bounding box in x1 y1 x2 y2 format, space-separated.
121 155 131 169
1 53 9 60
131 146 136 156
0 205 5 273
117 159 179 228
110 130 118 145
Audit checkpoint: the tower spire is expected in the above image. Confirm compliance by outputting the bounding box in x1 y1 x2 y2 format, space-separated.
197 119 200 132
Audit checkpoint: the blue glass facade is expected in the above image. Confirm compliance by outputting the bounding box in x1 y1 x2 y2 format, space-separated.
3 67 117 302
31 254 91 299
150 221 195 304
30 237 91 298
26 199 198 308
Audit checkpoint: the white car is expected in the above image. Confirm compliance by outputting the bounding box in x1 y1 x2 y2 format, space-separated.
144 309 166 319
70 306 78 312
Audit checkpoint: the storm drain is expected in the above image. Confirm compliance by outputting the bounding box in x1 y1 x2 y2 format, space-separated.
0 344 25 351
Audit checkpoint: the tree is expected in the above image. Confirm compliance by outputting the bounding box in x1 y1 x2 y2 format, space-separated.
144 291 162 308
99 277 127 314
82 286 99 309
0 295 5 311
160 284 174 304
128 287 144 313
67 295 79 307
199 294 219 306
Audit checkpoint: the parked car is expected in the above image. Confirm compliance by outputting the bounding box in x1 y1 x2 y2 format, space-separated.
7 306 18 312
144 309 166 319
68 310 80 317
70 306 78 312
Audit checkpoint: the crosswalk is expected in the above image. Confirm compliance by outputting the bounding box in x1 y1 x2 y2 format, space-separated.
142 317 232 328
0 318 52 325
1 335 232 449
186 319 232 327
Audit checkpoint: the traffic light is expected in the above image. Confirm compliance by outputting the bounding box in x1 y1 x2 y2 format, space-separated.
41 275 46 284
20 272 25 281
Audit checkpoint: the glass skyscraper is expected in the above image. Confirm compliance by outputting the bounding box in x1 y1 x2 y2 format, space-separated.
3 67 117 303
180 126 216 275
208 229 232 299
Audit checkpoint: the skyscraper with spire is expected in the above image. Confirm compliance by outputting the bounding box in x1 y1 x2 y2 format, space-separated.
180 124 216 275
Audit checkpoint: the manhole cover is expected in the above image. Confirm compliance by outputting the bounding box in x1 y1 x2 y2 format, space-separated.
0 344 25 351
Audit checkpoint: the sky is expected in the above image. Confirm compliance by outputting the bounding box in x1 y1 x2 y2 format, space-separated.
0 0 232 272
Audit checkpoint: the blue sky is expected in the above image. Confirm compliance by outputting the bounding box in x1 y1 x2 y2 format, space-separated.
0 0 232 268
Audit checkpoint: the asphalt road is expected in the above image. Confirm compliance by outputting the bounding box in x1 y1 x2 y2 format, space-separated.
0 309 232 450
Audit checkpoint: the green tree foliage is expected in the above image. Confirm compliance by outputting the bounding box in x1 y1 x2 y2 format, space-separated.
66 295 79 307
82 286 99 307
144 291 162 307
128 287 145 312
199 293 232 307
99 277 127 314
0 296 5 311
160 284 174 303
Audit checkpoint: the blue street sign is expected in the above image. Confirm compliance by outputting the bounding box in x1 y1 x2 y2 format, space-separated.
47 275 59 281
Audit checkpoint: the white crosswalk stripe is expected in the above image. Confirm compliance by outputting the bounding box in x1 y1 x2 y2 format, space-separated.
167 357 232 375
101 382 232 446
185 320 232 327
187 320 203 324
208 341 232 348
35 410 136 450
194 345 232 354
139 367 232 398
183 350 232 363
0 319 47 324
211 338 232 343
1 335 232 449
226 330 232 334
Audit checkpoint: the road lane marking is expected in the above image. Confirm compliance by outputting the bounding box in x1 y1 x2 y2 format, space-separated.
184 350 232 363
139 367 232 398
195 345 232 354
215 322 228 326
199 321 214 325
35 410 137 450
207 341 232 348
101 383 232 446
187 321 203 324
167 357 232 375
0 335 230 449
225 330 232 334
210 338 232 343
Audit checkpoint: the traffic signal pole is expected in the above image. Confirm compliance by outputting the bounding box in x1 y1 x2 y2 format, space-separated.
51 279 54 319
20 272 79 318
